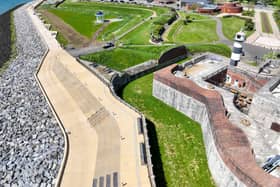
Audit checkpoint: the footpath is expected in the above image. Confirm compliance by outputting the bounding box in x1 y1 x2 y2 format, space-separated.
27 1 151 187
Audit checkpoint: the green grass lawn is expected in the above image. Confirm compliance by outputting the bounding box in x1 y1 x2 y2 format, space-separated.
122 73 215 187
120 6 172 44
80 46 172 71
179 11 209 20
41 2 152 39
120 20 153 44
167 16 218 43
221 16 254 40
260 12 273 33
188 43 231 57
81 44 230 71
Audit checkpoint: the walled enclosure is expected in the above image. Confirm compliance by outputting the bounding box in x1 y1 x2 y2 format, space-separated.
152 64 280 187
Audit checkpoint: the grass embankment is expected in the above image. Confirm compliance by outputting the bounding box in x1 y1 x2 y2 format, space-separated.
81 43 230 71
188 43 231 57
0 11 17 74
122 74 215 187
80 46 172 71
41 1 152 39
120 6 173 44
274 9 280 30
166 12 218 44
221 16 254 40
260 12 273 33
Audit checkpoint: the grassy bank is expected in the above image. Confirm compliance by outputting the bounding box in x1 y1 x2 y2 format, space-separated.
122 73 215 186
41 1 152 39
80 46 172 71
0 11 17 74
221 16 254 40
81 43 230 71
166 13 217 44
120 6 173 44
188 44 231 57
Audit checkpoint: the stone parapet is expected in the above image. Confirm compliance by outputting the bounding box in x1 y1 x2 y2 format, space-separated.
153 64 280 187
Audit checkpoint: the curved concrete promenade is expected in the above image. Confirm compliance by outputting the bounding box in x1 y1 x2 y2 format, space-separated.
27 1 151 186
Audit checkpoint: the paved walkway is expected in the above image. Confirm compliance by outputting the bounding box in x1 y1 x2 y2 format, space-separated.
213 16 270 59
28 1 151 187
246 8 280 50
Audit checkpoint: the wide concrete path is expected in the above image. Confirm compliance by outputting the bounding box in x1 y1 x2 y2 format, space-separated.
27 1 150 187
246 8 280 50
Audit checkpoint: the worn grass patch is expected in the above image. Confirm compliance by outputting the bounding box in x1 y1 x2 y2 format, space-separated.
121 73 215 187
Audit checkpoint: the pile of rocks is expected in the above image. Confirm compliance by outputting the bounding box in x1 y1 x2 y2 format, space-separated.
0 6 64 186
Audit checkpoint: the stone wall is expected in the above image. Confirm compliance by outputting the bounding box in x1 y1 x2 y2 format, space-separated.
152 64 280 187
153 79 244 187
0 5 64 186
249 77 280 129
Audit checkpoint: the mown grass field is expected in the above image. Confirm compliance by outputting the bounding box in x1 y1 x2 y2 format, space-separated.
41 1 152 39
122 73 215 187
80 46 172 71
166 13 218 43
221 16 254 40
188 43 231 57
260 12 273 33
81 43 230 71
120 6 172 44
120 20 153 44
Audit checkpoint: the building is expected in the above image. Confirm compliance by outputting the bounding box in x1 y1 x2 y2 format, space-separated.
197 4 220 14
181 0 210 7
219 2 243 13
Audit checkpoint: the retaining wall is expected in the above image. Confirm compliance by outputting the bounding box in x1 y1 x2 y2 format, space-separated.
153 64 280 187
249 77 280 129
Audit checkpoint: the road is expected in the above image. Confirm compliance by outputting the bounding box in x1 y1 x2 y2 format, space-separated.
213 16 271 59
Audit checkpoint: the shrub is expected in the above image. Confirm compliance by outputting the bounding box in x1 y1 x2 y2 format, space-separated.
244 19 254 31
151 24 165 41
274 9 280 30
242 10 255 17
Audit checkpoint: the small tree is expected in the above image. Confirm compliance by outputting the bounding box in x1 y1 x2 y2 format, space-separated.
244 19 254 31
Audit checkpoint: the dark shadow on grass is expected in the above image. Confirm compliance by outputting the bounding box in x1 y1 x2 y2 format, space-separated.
146 118 167 187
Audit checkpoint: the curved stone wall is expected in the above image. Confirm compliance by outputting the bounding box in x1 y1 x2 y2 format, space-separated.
153 64 280 187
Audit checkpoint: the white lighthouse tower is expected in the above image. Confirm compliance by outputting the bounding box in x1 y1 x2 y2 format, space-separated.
230 30 246 66
95 11 104 24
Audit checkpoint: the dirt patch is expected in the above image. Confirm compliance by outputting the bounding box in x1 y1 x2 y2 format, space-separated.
0 11 12 67
39 9 90 47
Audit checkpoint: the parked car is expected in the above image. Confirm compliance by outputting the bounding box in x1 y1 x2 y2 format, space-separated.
262 155 280 173
103 42 114 49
